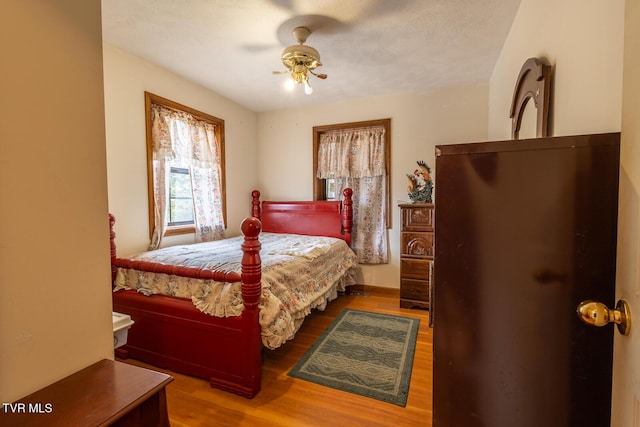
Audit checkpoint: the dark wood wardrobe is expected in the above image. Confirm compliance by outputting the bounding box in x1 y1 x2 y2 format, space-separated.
433 133 620 426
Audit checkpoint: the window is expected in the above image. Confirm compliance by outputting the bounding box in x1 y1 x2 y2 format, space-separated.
168 167 195 226
313 118 391 264
325 178 338 200
145 92 226 248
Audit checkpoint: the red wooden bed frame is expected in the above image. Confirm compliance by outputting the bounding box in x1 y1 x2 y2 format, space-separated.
110 189 353 398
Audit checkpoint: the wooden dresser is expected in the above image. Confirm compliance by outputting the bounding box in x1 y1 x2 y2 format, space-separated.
399 203 434 309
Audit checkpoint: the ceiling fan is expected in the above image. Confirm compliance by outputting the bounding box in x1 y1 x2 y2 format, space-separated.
273 26 327 95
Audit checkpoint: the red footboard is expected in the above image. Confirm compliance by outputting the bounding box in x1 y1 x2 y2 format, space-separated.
112 216 263 397
110 189 353 398
113 290 262 396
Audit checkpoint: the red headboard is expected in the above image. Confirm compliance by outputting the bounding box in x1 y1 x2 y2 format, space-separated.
251 188 353 246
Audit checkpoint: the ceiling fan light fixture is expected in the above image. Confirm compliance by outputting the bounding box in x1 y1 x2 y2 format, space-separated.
281 45 322 68
274 26 327 95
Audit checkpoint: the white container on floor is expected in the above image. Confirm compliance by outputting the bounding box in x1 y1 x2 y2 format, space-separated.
112 312 134 349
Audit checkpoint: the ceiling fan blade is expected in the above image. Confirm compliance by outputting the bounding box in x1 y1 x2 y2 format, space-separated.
272 70 289 75
309 69 327 79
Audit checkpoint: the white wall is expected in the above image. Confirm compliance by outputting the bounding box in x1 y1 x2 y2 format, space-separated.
489 0 624 140
0 0 113 402
257 85 489 287
104 44 259 256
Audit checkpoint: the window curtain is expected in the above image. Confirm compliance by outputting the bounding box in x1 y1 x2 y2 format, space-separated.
317 126 388 264
149 104 225 250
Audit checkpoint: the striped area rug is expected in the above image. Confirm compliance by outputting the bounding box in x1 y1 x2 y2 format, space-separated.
288 308 420 406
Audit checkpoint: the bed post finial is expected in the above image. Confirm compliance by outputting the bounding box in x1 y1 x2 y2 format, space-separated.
109 214 117 283
342 188 353 247
240 216 262 311
251 190 261 220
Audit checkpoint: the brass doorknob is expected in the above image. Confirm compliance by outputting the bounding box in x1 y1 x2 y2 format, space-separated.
576 300 631 336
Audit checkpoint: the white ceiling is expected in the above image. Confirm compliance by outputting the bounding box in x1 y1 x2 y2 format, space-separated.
101 0 522 113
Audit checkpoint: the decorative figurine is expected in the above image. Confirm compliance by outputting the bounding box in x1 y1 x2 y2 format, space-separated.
406 161 433 203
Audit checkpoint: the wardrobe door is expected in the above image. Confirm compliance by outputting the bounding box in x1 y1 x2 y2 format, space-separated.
433 133 620 427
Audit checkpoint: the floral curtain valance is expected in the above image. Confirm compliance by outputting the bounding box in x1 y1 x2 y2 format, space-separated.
150 104 219 168
317 126 386 179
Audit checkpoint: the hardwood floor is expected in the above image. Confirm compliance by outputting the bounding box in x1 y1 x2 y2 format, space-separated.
120 286 433 426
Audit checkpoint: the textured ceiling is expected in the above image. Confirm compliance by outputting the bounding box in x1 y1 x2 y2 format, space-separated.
101 0 522 113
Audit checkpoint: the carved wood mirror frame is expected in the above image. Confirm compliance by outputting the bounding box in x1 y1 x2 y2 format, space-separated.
509 57 551 139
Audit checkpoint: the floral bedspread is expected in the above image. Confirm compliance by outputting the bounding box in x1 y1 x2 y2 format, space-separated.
113 232 358 349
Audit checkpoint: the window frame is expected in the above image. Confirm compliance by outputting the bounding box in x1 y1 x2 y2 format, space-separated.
145 91 226 238
312 118 391 227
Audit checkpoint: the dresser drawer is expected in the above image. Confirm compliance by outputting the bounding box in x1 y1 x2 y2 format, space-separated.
401 205 434 231
401 232 434 257
400 258 431 279
400 278 429 302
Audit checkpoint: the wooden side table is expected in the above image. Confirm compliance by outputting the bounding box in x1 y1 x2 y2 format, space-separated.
0 359 173 426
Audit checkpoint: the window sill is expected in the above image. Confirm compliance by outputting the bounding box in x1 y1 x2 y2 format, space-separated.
164 225 195 237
